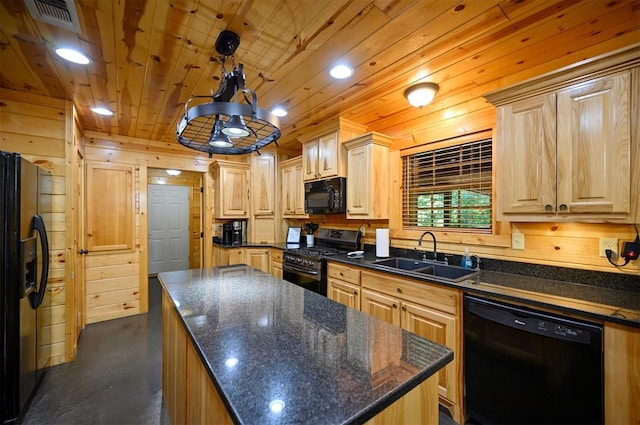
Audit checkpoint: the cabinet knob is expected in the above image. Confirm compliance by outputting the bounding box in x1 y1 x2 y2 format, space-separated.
339 272 344 276
353 290 358 295
559 204 568 211
396 288 402 293
392 303 397 309
544 204 553 211
401 305 406 311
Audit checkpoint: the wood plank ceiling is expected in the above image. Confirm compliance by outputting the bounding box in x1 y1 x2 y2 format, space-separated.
1 0 639 153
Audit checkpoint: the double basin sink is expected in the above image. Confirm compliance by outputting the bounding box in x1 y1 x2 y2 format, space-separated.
371 257 481 284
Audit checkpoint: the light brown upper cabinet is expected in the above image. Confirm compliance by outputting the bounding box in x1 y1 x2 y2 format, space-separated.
345 132 394 219
485 46 640 223
86 161 134 252
250 153 275 216
279 156 307 218
300 117 367 182
212 160 249 219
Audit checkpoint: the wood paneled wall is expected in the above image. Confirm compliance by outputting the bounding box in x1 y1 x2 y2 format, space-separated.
0 88 70 366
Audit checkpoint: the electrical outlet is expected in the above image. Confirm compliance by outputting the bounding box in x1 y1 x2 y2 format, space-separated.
511 233 525 250
599 238 618 257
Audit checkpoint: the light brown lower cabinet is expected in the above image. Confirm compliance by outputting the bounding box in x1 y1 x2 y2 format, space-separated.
328 263 463 424
270 248 283 279
604 322 640 424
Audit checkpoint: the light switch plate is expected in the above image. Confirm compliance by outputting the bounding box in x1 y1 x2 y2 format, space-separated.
511 233 525 250
599 238 618 257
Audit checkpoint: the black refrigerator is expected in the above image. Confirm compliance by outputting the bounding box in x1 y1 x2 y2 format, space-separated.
1 152 50 423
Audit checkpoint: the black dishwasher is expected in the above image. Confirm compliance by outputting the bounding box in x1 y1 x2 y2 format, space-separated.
464 295 603 425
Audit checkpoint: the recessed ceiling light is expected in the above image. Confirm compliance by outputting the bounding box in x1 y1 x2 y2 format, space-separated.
271 107 287 117
91 107 114 116
55 48 90 65
329 64 353 79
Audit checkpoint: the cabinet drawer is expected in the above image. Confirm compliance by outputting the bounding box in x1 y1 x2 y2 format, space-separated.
327 263 360 284
361 270 458 315
270 249 283 263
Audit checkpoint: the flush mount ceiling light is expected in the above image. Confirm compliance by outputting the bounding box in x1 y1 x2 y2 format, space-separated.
404 82 440 107
166 169 181 176
55 47 90 64
270 107 287 117
329 64 354 79
91 106 113 116
177 30 281 157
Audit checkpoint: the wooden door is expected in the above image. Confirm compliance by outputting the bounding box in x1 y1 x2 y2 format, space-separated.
317 132 338 178
74 149 86 336
498 93 556 216
302 139 319 180
361 289 400 327
251 153 275 216
556 71 631 215
293 161 307 216
86 161 134 251
401 301 458 404
148 184 190 274
346 143 371 217
328 279 360 310
219 166 248 217
281 165 294 216
245 248 269 273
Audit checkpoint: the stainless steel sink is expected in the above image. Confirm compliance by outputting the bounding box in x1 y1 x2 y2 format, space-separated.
372 257 434 271
372 257 480 283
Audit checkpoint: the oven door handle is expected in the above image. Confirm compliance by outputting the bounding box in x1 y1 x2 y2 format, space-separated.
283 263 319 276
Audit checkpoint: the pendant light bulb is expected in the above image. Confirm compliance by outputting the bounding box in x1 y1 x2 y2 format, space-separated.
222 115 250 137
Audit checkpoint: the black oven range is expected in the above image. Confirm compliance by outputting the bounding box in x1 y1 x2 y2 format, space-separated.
282 228 360 296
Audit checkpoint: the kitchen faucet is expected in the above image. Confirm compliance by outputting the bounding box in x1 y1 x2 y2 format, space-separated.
418 231 437 261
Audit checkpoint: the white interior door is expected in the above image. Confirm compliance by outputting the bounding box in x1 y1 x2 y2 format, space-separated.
148 184 190 274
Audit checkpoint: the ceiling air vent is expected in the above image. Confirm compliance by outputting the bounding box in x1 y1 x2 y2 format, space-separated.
24 0 81 33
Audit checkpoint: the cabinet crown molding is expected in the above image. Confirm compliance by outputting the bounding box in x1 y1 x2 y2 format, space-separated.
344 132 394 149
484 44 640 105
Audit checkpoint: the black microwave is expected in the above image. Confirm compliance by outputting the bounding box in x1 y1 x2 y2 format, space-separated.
304 177 346 214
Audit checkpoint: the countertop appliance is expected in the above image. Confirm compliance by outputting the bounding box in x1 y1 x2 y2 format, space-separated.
231 220 247 245
464 294 603 424
1 152 50 424
283 228 360 295
222 223 233 245
304 177 346 214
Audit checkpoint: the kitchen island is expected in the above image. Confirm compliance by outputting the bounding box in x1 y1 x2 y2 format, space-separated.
158 265 453 425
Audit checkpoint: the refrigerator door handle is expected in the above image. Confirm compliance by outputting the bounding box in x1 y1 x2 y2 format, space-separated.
29 214 49 309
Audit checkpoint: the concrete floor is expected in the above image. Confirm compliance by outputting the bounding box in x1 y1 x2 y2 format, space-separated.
22 277 458 425
22 278 166 425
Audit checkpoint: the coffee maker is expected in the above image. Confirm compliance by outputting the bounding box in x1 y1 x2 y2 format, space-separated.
222 223 233 245
231 220 247 245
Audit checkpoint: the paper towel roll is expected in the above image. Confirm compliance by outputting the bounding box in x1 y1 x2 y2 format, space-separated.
376 228 390 258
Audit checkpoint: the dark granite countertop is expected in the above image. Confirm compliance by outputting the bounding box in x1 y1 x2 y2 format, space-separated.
328 253 640 328
158 266 453 425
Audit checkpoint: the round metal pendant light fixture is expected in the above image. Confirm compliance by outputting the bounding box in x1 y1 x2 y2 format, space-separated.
177 31 281 156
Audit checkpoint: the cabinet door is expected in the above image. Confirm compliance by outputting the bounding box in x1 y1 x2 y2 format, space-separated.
361 289 400 327
86 161 134 251
216 166 249 218
556 72 631 215
246 248 269 273
328 278 360 310
293 162 307 216
227 248 245 265
498 93 556 215
251 154 275 216
302 140 319 180
317 132 338 178
346 143 371 216
281 165 294 216
401 301 458 404
270 249 283 279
